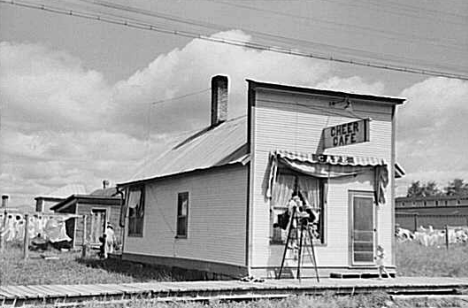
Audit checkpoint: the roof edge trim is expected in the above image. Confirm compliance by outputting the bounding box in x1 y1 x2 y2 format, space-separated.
117 160 248 188
247 79 405 105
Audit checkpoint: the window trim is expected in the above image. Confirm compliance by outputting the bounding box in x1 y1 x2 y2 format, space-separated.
176 192 189 239
127 186 145 238
270 168 327 246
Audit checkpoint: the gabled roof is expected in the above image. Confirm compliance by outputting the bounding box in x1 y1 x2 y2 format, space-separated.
51 193 121 212
35 184 87 200
118 113 405 188
118 116 249 187
90 187 119 197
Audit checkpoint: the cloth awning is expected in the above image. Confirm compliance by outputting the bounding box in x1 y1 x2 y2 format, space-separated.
267 150 388 205
273 150 386 178
275 150 386 167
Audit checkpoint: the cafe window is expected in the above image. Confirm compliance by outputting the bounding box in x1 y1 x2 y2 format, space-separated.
176 192 189 238
270 168 326 244
128 186 145 237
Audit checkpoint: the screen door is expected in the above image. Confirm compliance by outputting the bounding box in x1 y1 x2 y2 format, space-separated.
350 192 375 264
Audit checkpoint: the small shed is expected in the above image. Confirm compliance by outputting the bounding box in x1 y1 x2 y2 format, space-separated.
51 186 123 248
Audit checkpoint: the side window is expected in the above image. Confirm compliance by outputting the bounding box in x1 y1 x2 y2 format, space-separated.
128 186 144 237
176 192 189 238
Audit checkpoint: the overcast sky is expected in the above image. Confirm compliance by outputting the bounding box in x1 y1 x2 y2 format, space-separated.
1 0 467 208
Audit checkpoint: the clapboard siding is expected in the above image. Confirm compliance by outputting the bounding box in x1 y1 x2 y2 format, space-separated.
123 165 248 268
250 88 395 271
72 203 123 246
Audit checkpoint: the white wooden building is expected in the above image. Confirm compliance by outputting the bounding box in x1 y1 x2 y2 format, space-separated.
117 75 405 279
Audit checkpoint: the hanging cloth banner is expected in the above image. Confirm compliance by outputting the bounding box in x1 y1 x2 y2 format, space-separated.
267 150 389 205
374 165 389 205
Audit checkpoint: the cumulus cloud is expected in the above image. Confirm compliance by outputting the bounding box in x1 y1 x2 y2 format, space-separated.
110 30 332 137
0 42 112 133
396 77 468 191
316 76 385 96
0 128 182 206
5 30 458 207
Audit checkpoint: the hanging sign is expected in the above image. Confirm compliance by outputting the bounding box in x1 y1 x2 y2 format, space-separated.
323 119 370 149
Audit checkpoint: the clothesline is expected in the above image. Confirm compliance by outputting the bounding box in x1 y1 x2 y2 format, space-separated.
0 210 84 219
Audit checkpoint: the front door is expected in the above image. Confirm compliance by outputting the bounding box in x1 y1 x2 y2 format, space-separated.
350 191 375 265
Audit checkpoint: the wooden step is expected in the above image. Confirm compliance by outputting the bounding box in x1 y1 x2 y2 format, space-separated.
330 272 396 279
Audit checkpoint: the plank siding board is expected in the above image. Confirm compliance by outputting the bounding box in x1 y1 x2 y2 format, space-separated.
123 165 248 269
27 285 64 297
8 286 40 299
1 286 32 297
1 278 467 303
250 88 395 274
0 289 16 298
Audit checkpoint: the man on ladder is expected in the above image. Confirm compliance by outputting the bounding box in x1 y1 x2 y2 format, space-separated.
276 194 320 282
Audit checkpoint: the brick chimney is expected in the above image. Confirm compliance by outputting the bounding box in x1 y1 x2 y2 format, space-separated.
1 195 8 208
103 180 110 189
211 75 228 127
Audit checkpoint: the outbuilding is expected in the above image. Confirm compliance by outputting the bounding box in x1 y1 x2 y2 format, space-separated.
118 75 405 279
51 185 123 249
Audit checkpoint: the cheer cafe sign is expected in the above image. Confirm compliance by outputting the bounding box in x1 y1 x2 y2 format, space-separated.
322 118 370 149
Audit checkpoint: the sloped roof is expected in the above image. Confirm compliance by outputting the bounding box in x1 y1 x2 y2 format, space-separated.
90 187 119 197
36 184 87 199
118 116 249 186
118 112 406 187
51 193 121 212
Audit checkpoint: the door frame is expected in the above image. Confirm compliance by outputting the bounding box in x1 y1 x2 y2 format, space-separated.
348 190 376 267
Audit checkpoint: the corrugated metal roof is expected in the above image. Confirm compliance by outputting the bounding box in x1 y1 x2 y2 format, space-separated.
90 187 119 197
39 184 87 198
51 194 121 211
119 116 248 186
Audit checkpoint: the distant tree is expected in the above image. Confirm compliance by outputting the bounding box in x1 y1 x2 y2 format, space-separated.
406 181 442 197
444 178 468 196
407 181 423 197
424 181 441 197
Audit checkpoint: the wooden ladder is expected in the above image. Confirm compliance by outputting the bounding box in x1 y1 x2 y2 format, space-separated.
276 206 320 282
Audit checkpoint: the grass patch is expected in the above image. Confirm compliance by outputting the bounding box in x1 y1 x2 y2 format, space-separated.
396 241 468 277
2 241 467 286
0 245 132 285
35 292 466 308
0 245 188 285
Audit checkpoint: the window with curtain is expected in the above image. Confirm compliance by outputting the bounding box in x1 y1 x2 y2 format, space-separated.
128 187 144 236
271 168 326 244
176 192 189 238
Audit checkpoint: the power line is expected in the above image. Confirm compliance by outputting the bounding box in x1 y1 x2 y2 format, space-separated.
2 0 468 81
317 0 468 27
357 0 468 21
214 0 466 51
84 0 466 50
75 0 468 72
151 88 210 105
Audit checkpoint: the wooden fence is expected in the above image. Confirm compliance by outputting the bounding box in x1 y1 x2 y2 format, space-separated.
396 213 468 231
